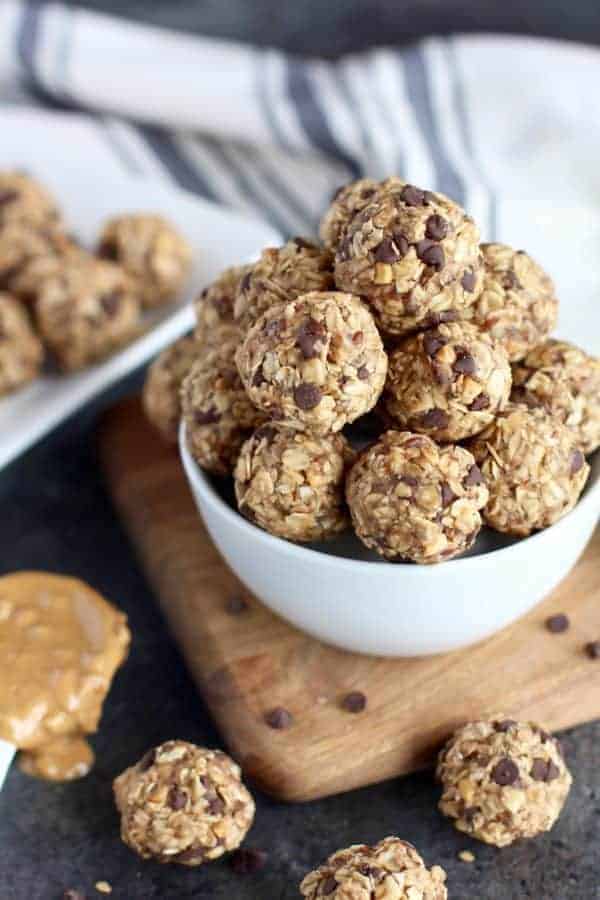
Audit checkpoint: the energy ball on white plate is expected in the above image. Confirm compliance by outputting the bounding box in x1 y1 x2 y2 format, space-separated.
385 320 511 442
181 329 265 476
0 293 44 395
465 242 558 362
437 716 572 847
511 338 600 455
4 226 83 304
319 176 404 250
233 238 334 332
98 213 192 308
194 264 249 344
0 171 61 229
114 740 255 866
346 430 488 564
334 180 483 336
234 424 354 542
143 335 200 443
467 404 590 537
35 256 140 371
236 291 388 435
300 836 447 899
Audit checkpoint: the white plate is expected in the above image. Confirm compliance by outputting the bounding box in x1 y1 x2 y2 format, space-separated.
0 108 281 470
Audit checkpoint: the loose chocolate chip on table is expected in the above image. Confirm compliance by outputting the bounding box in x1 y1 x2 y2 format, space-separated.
570 450 585 475
441 483 456 508
168 786 187 810
423 331 446 357
546 613 570 634
321 876 339 895
341 691 367 713
265 707 294 729
491 757 519 786
425 214 448 241
421 408 449 430
461 270 477 292
375 237 401 263
400 184 425 207
416 240 445 270
230 848 268 875
294 382 322 410
464 464 484 487
297 317 326 359
195 407 221 426
585 641 600 659
226 594 249 615
469 393 490 411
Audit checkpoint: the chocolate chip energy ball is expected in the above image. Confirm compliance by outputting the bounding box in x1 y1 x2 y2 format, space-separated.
0 171 61 229
233 238 334 332
512 338 600 455
0 293 44 395
237 291 387 435
114 741 255 866
234 425 353 542
319 177 404 250
346 431 488 564
437 716 572 847
35 257 140 371
466 243 558 361
194 264 249 344
300 836 447 899
385 321 511 442
3 226 83 303
181 331 265 475
468 404 590 536
98 214 192 308
334 181 483 336
143 335 200 443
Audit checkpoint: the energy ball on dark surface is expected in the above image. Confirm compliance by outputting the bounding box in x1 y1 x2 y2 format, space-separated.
236 291 387 435
466 242 558 362
143 335 200 443
234 424 354 542
300 836 447 899
437 716 572 847
194 264 249 344
0 292 44 395
113 740 255 866
98 214 192 308
385 320 511 442
0 171 61 229
334 180 483 336
319 177 403 250
346 430 488 564
467 404 590 536
233 238 334 332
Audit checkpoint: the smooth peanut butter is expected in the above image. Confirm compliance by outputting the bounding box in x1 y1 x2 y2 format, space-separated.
0 572 130 781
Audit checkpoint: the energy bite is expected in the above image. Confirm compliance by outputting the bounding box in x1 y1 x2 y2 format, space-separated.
181 331 265 475
236 291 387 435
346 431 488 564
143 335 200 443
319 177 403 250
385 321 511 442
466 243 558 362
98 214 192 308
194 264 249 344
511 338 600 455
233 238 334 332
114 741 255 865
334 180 483 336
468 404 590 536
36 257 140 371
0 293 44 395
437 716 572 847
0 222 77 298
300 836 447 899
234 425 353 542
0 171 61 229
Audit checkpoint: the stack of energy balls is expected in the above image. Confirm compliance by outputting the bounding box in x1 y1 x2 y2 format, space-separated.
0 170 191 391
144 176 599 564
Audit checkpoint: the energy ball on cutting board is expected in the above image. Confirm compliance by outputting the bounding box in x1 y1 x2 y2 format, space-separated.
0 171 61 229
465 242 558 362
437 716 572 847
35 256 140 371
236 291 388 435
143 335 201 443
98 213 192 308
0 293 44 395
181 330 265 476
333 180 483 336
511 338 600 455
300 836 447 899
194 264 249 344
319 176 403 250
467 404 590 536
385 320 511 442
233 237 334 332
346 431 488 564
114 741 255 866
234 424 354 542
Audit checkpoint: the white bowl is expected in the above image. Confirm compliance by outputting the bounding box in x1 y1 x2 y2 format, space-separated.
180 425 600 657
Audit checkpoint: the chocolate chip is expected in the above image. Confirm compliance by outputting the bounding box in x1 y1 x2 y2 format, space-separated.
494 719 517 732
461 270 477 292
452 351 475 376
194 407 221 425
503 270 521 290
139 748 156 771
168 787 187 810
297 317 326 359
240 271 251 292
293 236 317 250
401 474 419 488
469 393 490 411
265 317 284 338
207 796 225 815
252 368 265 387
441 483 456 507
294 382 322 410
357 365 369 380
425 214 448 241
464 463 484 486
416 239 445 270
98 239 118 261
421 408 449 429
585 641 600 659
63 891 86 900
491 757 519 786
341 691 367 713
226 595 249 615
230 848 268 875
423 331 446 357
175 846 206 864
265 707 293 729
321 876 338 895
375 237 401 263
531 758 560 782
569 449 585 475
425 310 459 327
423 190 436 205
0 189 18 207
546 613 570 634
392 230 410 256
463 805 480 822
99 292 121 317
400 184 425 206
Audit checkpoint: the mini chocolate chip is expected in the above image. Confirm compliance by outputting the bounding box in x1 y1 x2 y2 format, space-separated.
297 317 326 359
469 393 490 411
400 184 426 206
361 187 375 199
425 214 448 241
585 641 600 659
0 189 19 207
392 230 410 256
207 796 225 815
423 190 436 205
426 310 459 327
139 748 156 770
294 382 322 410
401 474 419 488
240 271 251 291
461 270 477 292
252 368 265 387
546 761 561 781
463 805 480 822
531 758 560 782
265 317 284 338
341 691 367 713
175 846 206 863
453 351 476 375
99 292 121 316
546 613 570 634
265 707 293 729
491 757 519 786
98 239 118 261
195 407 221 425
226 595 249 615
423 331 446 357
570 449 585 475
293 236 317 250
503 270 521 290
494 719 517 732
230 848 268 875
421 408 449 429
375 237 401 263
441 483 456 507
321 877 338 895
357 365 369 380
464 463 484 486
416 239 445 270
168 787 187 810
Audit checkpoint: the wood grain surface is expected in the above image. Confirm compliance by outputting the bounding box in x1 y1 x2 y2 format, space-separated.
99 397 600 802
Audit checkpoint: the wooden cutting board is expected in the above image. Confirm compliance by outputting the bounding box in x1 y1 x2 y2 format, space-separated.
99 398 600 802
